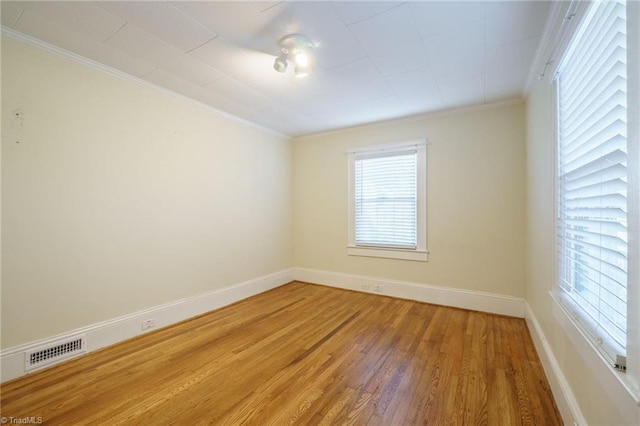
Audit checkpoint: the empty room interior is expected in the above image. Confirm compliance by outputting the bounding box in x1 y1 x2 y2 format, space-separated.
1 1 639 425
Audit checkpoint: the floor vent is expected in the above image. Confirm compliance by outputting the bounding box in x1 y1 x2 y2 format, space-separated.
24 334 86 371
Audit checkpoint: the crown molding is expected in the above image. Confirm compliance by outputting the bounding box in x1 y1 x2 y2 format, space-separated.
295 98 524 140
1 27 289 140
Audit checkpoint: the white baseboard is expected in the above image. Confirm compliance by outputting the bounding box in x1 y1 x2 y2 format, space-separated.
525 302 586 426
1 268 294 383
294 268 525 318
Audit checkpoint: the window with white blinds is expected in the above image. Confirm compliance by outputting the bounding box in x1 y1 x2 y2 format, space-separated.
347 140 428 261
354 151 417 248
556 0 628 364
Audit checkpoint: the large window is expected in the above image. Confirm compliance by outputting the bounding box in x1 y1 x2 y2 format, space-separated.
347 140 428 261
556 0 629 369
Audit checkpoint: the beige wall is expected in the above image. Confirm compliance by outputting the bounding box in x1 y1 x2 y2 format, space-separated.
1 37 293 349
293 103 526 297
525 78 626 425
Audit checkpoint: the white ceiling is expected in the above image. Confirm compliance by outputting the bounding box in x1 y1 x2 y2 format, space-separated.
1 1 551 136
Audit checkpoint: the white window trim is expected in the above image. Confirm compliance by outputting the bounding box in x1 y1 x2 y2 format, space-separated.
548 0 640 416
347 139 428 262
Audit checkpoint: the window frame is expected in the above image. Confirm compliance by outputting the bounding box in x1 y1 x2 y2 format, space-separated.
554 0 629 367
549 0 640 411
347 139 428 262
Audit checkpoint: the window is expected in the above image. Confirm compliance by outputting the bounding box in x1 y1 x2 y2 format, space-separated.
555 0 629 368
347 140 428 261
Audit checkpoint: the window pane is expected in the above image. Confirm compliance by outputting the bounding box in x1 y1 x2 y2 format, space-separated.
354 151 417 248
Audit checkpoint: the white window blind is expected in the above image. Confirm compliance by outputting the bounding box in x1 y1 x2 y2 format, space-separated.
556 0 628 363
347 140 428 261
354 151 417 248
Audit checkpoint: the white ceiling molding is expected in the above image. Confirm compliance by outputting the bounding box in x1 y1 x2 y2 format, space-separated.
1 26 288 139
299 98 524 139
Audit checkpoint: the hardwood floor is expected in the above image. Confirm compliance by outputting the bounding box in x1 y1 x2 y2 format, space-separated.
1 282 562 425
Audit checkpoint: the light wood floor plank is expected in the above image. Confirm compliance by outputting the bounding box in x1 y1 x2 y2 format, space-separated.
1 282 562 425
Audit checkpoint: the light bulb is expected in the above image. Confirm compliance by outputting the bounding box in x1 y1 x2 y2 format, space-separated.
295 52 309 67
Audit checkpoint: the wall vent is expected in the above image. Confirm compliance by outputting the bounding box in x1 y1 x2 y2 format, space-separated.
24 334 86 371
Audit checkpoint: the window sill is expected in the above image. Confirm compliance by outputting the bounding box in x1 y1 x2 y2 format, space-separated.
550 292 640 422
347 246 429 262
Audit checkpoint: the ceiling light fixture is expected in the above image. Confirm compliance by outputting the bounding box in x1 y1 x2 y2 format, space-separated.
273 52 288 73
273 33 314 78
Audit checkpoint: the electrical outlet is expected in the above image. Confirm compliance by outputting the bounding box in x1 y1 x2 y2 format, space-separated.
361 284 371 291
141 319 156 331
374 285 383 293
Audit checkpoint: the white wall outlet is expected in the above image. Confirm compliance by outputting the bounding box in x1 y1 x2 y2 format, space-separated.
374 285 383 293
361 284 371 291
141 319 156 331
